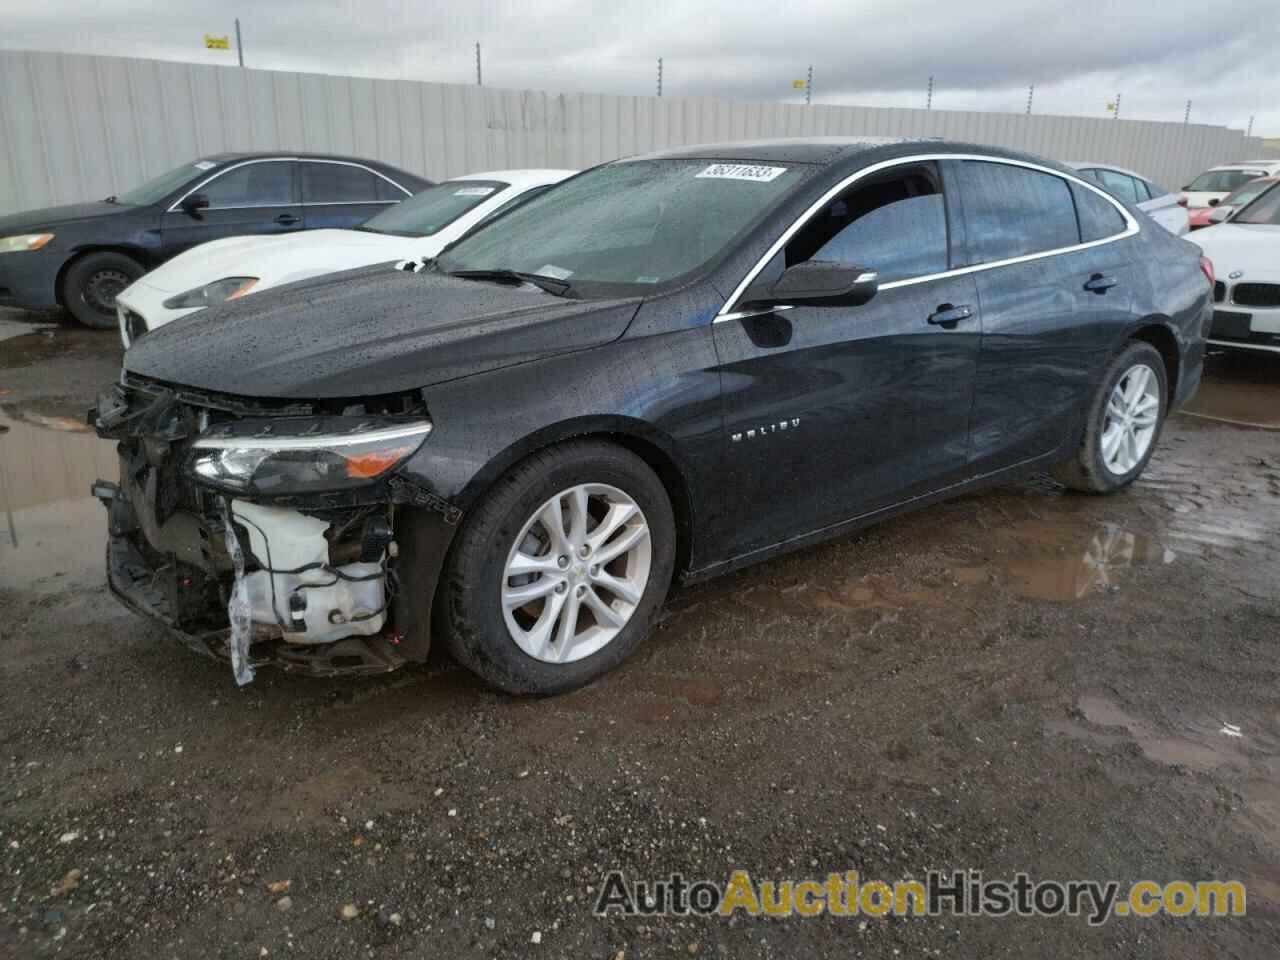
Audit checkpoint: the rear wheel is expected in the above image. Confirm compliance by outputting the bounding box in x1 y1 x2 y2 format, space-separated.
62 251 144 329
1053 340 1167 493
439 441 675 694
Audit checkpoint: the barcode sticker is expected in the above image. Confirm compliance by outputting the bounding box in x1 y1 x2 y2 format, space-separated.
454 186 496 196
696 163 787 183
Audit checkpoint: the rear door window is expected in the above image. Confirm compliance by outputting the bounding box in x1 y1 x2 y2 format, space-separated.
1093 169 1143 204
201 161 295 208
302 162 382 204
1071 182 1128 242
953 160 1080 263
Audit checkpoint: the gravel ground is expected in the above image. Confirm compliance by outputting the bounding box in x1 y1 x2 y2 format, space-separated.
2 307 1279 958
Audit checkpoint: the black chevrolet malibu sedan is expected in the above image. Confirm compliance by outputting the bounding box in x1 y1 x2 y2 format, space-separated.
93 138 1211 693
0 152 429 328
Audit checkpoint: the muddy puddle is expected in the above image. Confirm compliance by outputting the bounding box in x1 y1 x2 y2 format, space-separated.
1047 694 1254 773
744 516 1179 618
0 411 115 593
983 519 1176 602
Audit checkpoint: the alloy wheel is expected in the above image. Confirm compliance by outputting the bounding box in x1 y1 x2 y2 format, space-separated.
501 483 652 663
1101 363 1161 476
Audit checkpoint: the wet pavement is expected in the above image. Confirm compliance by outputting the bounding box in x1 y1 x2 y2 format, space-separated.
2 308 1280 958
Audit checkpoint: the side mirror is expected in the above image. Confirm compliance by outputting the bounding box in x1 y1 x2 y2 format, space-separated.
1208 205 1232 224
181 193 210 215
756 261 879 307
1207 197 1220 207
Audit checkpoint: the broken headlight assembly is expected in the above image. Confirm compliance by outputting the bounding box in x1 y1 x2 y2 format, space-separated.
188 421 433 495
162 276 259 309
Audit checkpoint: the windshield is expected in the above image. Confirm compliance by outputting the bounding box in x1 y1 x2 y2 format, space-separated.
436 159 811 296
362 180 508 236
1231 182 1280 225
117 160 219 205
1223 179 1273 208
1186 170 1264 193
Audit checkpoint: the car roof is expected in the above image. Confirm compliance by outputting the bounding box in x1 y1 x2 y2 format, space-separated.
625 137 932 165
622 137 1071 173
1066 161 1152 181
197 152 430 181
449 169 578 187
1207 163 1274 172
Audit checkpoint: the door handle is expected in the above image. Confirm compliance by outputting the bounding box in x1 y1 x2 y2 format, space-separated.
274 213 301 225
1084 273 1118 293
926 303 973 329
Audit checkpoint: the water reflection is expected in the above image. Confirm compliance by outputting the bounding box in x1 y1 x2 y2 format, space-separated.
0 412 115 593
1003 521 1176 602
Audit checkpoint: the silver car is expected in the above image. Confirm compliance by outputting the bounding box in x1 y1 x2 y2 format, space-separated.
1068 162 1190 236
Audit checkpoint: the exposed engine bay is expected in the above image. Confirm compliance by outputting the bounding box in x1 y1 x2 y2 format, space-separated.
92 373 458 682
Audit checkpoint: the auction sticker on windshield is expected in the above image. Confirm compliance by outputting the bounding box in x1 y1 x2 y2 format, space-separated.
696 163 788 182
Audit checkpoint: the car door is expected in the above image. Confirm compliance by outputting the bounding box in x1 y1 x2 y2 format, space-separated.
300 161 403 230
159 159 302 258
710 161 981 555
156 160 300 259
949 159 1137 472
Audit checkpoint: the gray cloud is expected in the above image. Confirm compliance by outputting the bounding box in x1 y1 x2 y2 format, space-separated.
4 0 1276 135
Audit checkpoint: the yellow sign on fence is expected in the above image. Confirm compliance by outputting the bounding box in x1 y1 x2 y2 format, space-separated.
204 34 230 50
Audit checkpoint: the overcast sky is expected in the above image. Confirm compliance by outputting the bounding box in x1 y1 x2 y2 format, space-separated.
5 0 1277 136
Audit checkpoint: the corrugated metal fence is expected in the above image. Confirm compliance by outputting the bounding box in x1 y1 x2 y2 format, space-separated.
0 48 1264 217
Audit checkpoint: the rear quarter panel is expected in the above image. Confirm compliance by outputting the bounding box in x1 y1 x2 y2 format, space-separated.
1123 226 1210 407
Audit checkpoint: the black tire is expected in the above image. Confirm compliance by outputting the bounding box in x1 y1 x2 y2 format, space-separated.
62 251 144 329
1053 340 1168 493
439 440 676 695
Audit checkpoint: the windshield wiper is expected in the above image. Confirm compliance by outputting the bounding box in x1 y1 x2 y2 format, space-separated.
445 268 573 297
103 195 118 204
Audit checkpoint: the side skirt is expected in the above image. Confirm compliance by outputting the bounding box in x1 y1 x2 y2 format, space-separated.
681 448 1062 585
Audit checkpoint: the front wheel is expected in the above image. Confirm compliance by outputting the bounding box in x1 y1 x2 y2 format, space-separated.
439 441 676 694
62 251 144 329
1053 340 1167 493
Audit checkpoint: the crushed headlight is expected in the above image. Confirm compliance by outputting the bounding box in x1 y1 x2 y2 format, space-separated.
0 233 54 253
189 421 432 494
162 276 259 310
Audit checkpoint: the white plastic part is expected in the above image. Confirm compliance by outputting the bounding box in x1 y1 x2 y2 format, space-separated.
230 500 387 646
220 501 255 686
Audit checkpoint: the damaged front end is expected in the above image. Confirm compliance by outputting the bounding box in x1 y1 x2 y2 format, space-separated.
92 374 458 683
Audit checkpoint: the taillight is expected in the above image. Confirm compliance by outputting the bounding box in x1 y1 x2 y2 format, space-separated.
1199 255 1214 287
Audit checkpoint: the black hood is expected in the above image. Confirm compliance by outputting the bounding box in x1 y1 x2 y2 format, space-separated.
0 201 136 232
124 265 642 399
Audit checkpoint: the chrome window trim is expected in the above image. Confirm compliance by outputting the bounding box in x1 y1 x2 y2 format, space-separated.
300 200 399 207
167 158 412 213
715 152 1140 322
166 158 296 213
299 158 414 202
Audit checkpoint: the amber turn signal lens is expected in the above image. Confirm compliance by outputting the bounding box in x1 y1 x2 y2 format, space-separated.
342 445 415 479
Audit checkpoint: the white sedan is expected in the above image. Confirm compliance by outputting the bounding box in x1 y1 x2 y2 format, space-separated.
116 169 576 346
1177 162 1280 210
1067 162 1189 235
1192 180 1280 355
